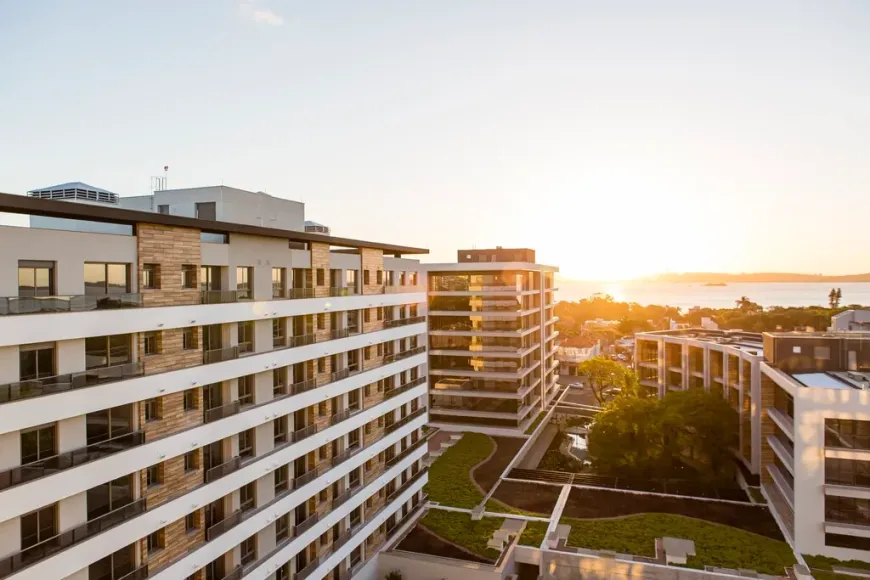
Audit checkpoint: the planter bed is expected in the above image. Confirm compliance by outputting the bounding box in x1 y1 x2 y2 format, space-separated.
562 487 783 540
425 432 493 508
396 523 492 564
418 510 504 562
490 480 561 515
474 436 525 492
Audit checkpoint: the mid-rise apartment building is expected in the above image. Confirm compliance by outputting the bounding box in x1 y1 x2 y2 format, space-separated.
637 327 870 561
424 248 559 435
0 185 429 580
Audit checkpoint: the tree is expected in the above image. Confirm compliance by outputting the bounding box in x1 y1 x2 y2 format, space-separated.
829 288 841 309
734 296 761 313
660 389 738 478
586 395 666 477
575 357 641 405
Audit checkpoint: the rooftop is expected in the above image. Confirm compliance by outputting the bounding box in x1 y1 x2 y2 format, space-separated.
637 328 763 349
0 191 428 255
792 371 870 391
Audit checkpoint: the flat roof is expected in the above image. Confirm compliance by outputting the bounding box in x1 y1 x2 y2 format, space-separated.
0 191 428 255
423 261 558 272
793 372 856 390
636 328 763 347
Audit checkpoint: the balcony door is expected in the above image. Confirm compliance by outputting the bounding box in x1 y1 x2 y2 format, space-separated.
18 261 54 297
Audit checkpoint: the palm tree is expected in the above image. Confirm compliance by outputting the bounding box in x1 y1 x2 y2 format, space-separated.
829 288 841 309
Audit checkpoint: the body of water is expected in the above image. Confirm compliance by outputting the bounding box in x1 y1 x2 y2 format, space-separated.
556 281 870 310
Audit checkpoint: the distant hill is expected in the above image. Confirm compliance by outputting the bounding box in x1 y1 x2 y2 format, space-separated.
642 272 870 283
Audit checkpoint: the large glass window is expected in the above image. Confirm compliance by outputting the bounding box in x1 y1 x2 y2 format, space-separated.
19 343 55 381
18 261 54 297
88 543 135 580
272 267 286 298
21 504 57 550
238 321 254 352
21 424 56 464
826 457 870 488
826 419 870 450
236 267 252 299
86 404 133 444
200 266 222 291
826 495 870 527
84 263 129 295
85 334 131 369
87 474 133 520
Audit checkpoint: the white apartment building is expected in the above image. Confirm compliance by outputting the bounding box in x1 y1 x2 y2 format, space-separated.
424 248 559 436
637 327 870 562
0 185 429 580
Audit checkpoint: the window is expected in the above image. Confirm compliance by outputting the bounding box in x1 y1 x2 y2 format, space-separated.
319 488 328 502
157 204 169 214
21 424 57 464
236 267 252 299
200 265 222 291
182 264 198 289
238 375 254 405
272 267 286 298
240 482 256 511
317 358 326 373
195 202 216 220
792 346 802 354
185 512 200 532
85 334 131 369
275 514 290 542
146 528 165 552
364 309 371 323
814 346 831 360
142 264 159 289
363 270 370 285
273 318 286 347
826 457 870 488
377 343 383 357
86 405 132 445
275 465 289 494
385 271 394 286
319 445 328 461
18 261 54 297
238 321 254 352
320 531 329 546
377 307 383 321
826 419 870 450
144 398 161 422
84 263 129 295
182 327 198 350
184 450 200 471
143 331 160 356
21 504 57 550
365 347 372 361
274 417 288 444
239 429 254 457
376 270 383 284
183 388 198 411
826 495 870 527
146 463 163 487
316 269 325 286
410 272 417 286
19 343 55 381
240 535 257 566
318 401 327 416
317 313 326 330
826 533 870 551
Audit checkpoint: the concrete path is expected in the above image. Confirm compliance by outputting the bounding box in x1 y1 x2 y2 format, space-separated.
517 423 558 469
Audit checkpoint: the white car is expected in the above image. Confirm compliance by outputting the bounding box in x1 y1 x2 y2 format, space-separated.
568 382 584 389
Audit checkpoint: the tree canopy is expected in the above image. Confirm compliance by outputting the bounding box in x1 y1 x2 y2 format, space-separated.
574 357 643 405
587 388 738 480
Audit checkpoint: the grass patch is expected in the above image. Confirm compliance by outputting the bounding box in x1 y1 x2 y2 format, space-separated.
561 513 796 575
519 521 550 547
420 510 504 561
424 433 493 508
484 498 546 517
524 411 545 434
805 554 870 580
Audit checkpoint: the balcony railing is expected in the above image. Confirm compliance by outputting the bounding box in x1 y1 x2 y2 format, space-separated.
384 285 424 294
385 315 426 328
200 290 239 304
385 377 426 399
204 401 241 424
290 378 317 396
293 467 321 490
296 555 321 580
290 333 316 348
384 346 426 364
203 346 239 365
206 509 243 541
221 567 244 580
386 438 427 469
0 293 142 316
0 430 145 491
387 496 427 539
293 423 318 443
331 368 350 382
385 408 426 434
329 287 359 297
237 341 253 354
205 456 242 483
289 288 316 300
0 498 145 579
294 512 320 537
0 361 145 404
387 469 427 504
331 529 353 553
115 563 149 580
331 328 350 340
331 409 352 426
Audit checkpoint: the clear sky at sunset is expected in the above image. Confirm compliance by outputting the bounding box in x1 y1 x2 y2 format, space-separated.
1 1 868 280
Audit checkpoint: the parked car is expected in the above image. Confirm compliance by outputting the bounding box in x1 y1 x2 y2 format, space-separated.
568 382 584 389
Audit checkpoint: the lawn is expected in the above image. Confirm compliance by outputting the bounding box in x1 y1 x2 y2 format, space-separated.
519 521 550 547
420 509 504 561
425 432 493 508
804 554 870 580
524 411 545 434
561 513 796 575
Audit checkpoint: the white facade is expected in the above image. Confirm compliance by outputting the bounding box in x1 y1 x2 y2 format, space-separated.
829 310 870 332
0 195 429 580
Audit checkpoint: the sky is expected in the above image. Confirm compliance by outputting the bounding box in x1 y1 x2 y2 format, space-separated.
1 1 868 280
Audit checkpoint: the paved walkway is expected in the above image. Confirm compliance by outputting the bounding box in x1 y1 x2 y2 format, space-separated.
517 423 558 469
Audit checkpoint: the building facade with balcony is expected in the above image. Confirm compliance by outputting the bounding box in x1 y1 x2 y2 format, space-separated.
634 329 764 477
637 327 870 561
0 187 429 580
424 248 559 435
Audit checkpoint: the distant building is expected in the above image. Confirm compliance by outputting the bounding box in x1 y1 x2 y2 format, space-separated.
557 336 600 377
424 248 559 436
829 309 870 332
582 318 620 330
